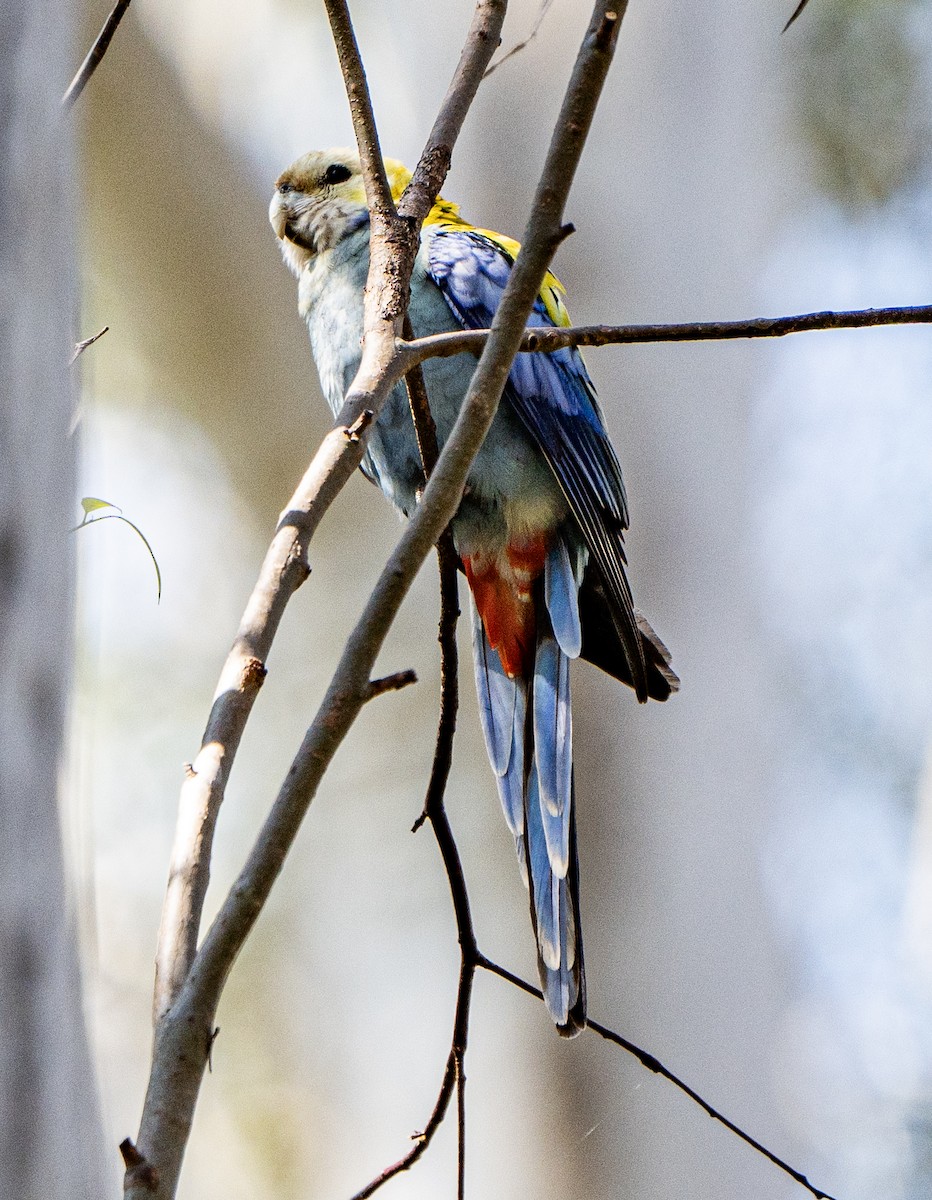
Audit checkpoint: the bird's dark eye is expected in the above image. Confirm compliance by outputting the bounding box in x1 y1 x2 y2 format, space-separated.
323 163 352 186
278 180 294 194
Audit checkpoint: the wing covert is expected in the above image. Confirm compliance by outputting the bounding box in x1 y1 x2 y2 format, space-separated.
426 226 647 697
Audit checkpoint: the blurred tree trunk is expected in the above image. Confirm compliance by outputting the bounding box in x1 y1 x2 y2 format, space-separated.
0 2 106 1196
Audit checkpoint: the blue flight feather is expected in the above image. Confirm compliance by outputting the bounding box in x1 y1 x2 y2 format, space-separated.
498 684 527 839
471 600 525 837
532 634 572 875
470 599 516 777
525 770 561 972
544 537 583 660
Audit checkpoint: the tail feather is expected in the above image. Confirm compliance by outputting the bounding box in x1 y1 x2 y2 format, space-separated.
577 563 679 701
526 771 561 970
471 604 526 835
544 535 582 657
532 633 571 875
527 776 586 1035
468 537 587 1036
472 613 519 777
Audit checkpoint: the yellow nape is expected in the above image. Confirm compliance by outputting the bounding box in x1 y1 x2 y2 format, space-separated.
386 157 571 329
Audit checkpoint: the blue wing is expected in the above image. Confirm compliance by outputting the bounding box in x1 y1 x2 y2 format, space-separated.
426 227 647 699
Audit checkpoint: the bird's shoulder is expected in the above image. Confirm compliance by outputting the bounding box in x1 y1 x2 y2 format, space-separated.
421 206 571 330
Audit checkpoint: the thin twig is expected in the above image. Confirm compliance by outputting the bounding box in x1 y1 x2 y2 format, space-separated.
476 956 838 1200
70 325 109 363
365 669 418 699
783 0 813 33
399 1 508 227
350 310 469 1200
62 0 133 109
348 541 468 1200
402 316 442 481
401 303 932 367
484 0 553 78
456 1049 466 1200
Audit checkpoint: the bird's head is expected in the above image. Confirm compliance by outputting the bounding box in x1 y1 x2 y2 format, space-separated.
269 148 412 276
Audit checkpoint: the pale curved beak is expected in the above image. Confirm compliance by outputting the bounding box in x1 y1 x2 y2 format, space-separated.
269 193 288 240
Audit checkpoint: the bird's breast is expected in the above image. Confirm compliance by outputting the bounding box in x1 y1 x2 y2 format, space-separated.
298 238 568 553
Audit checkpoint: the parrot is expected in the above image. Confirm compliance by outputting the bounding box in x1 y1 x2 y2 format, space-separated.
270 149 677 1036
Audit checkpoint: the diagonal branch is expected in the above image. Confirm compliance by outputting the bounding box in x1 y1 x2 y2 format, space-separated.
483 0 554 78
400 303 932 366
62 0 133 108
150 411 382 1023
70 325 109 363
399 0 508 225
148 0 504 1040
783 0 814 33
477 956 838 1200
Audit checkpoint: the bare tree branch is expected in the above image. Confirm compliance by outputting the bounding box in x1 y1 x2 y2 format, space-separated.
399 0 507 225
70 325 109 363
150 412 379 1025
129 3 507 1196
477 956 838 1200
62 0 133 109
365 669 418 699
400 303 932 366
456 1048 467 1200
343 343 472 1200
148 0 507 1040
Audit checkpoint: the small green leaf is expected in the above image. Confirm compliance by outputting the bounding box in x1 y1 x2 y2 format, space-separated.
81 496 122 517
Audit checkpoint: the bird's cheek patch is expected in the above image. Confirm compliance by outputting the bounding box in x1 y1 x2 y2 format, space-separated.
284 222 316 254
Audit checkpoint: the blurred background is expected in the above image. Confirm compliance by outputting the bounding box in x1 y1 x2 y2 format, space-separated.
66 0 932 1195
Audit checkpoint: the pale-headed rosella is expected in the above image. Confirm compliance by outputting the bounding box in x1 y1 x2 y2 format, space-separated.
270 149 677 1036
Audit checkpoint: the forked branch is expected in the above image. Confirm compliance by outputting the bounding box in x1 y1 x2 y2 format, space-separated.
128 2 506 1197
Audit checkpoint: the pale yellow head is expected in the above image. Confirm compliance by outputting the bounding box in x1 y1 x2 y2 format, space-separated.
269 148 413 276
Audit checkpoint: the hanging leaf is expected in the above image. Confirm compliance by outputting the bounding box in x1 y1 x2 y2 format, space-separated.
79 496 121 518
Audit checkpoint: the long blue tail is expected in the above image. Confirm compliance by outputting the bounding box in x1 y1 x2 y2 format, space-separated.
472 537 586 1035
